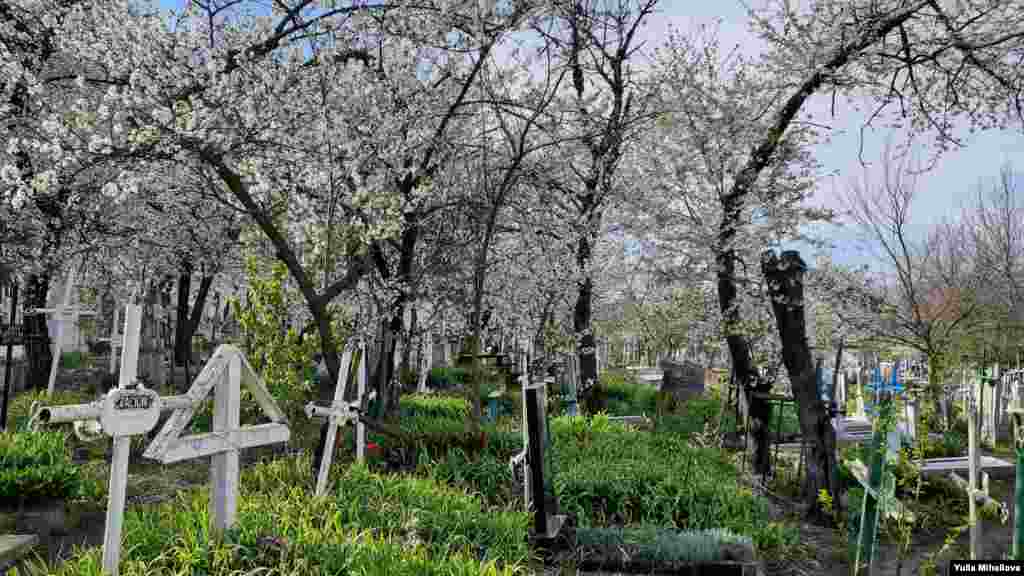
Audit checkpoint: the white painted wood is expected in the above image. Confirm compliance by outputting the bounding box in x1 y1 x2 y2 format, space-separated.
968 394 979 559
101 303 142 576
141 344 290 536
356 340 367 462
109 305 121 375
314 346 353 497
159 426 292 463
418 336 431 393
210 353 241 534
143 349 230 460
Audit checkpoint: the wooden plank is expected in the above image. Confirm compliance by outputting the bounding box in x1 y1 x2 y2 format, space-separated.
0 534 37 565
210 353 241 534
154 423 291 464
844 459 914 522
918 455 1015 475
143 350 229 461
234 345 288 424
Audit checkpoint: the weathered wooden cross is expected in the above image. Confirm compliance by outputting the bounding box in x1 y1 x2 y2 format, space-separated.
304 340 374 497
25 264 96 394
31 305 290 576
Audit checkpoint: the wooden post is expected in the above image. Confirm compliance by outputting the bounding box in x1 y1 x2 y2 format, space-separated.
418 336 431 393
355 340 367 462
209 352 241 534
101 303 142 575
968 385 980 559
314 346 352 497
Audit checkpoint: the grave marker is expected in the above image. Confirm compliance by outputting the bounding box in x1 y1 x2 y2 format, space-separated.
144 345 290 535
524 379 565 544
304 340 373 497
32 310 293 576
25 264 96 394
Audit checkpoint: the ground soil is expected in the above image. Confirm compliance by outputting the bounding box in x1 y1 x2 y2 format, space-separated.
759 462 1018 576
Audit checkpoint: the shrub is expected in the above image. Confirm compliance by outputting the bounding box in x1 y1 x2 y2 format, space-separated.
59 351 92 370
0 430 82 505
429 367 468 390
655 392 735 438
401 394 470 420
601 372 658 415
549 414 771 546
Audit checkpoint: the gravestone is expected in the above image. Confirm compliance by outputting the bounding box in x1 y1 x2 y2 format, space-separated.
658 359 705 400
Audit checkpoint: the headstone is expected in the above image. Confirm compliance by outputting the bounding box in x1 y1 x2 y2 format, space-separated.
524 380 564 542
658 359 705 400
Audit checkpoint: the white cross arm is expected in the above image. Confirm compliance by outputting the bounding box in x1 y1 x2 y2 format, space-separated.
304 390 377 421
154 423 291 464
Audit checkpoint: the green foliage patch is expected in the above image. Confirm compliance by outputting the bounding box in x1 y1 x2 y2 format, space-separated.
47 456 528 576
0 430 82 505
601 372 658 416
428 367 469 390
576 525 754 565
549 413 773 546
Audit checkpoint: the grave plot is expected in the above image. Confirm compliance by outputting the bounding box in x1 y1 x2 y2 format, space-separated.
28 303 290 576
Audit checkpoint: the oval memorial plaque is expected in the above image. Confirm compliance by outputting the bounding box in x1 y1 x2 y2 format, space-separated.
100 387 162 437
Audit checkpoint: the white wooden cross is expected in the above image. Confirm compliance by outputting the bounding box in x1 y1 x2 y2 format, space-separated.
29 304 157 575
509 347 530 506
144 345 291 534
30 307 292 576
25 264 96 394
304 340 374 497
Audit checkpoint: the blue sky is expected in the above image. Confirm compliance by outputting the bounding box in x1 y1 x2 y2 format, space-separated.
154 0 1024 271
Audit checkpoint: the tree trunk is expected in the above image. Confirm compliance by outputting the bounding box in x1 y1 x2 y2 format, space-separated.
174 268 191 366
24 274 52 391
762 250 838 524
575 235 598 405
715 210 771 476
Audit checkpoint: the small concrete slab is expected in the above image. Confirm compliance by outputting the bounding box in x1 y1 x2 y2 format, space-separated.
0 534 38 565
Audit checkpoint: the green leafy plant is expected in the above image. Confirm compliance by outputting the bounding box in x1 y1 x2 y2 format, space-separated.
59 350 93 370
229 255 349 445
48 456 528 576
429 367 469 390
548 414 774 547
575 525 757 568
0 430 82 505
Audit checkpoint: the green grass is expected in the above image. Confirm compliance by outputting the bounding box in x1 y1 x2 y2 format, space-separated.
45 456 529 576
549 413 778 548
